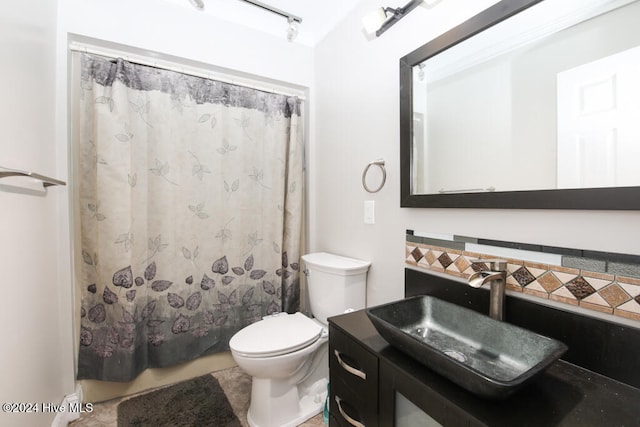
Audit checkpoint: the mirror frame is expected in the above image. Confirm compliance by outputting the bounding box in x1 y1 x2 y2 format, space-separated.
400 0 640 209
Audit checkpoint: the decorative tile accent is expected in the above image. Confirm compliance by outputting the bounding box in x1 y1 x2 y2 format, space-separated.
582 292 610 307
471 261 489 272
580 300 613 315
555 271 579 284
506 277 524 292
619 276 640 286
424 249 437 267
411 246 424 262
524 281 549 299
538 272 563 293
506 262 522 275
550 287 579 306
584 271 615 282
599 284 631 308
438 252 453 269
454 256 471 274
618 282 640 300
616 299 640 321
584 275 614 291
566 277 596 300
405 237 640 324
512 267 536 287
524 262 549 279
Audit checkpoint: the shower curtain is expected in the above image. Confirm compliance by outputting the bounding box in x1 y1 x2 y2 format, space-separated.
75 54 304 382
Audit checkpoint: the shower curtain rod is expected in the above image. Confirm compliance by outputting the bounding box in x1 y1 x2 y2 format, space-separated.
69 43 306 100
240 0 302 23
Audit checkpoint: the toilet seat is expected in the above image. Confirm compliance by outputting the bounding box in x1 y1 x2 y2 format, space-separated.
229 312 323 358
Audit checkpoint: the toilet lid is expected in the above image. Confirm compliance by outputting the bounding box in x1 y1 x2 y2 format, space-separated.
229 312 323 358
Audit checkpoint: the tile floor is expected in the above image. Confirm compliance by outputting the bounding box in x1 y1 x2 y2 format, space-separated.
69 366 325 426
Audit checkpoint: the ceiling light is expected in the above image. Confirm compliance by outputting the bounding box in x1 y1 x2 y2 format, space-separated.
362 0 424 37
188 0 204 11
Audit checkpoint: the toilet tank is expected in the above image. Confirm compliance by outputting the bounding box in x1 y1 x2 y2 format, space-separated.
301 252 371 325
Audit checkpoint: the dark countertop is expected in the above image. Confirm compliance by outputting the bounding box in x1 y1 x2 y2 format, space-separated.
329 309 640 427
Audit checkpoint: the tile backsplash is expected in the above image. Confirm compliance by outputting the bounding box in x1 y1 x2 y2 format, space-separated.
405 235 640 323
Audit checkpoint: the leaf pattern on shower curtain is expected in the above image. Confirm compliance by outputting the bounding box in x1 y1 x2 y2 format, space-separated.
75 54 304 382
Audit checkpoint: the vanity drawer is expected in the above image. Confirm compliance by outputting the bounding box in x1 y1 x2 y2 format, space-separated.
329 325 378 397
329 324 378 427
331 377 378 427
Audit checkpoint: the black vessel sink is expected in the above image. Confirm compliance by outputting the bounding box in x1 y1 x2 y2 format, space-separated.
366 295 567 399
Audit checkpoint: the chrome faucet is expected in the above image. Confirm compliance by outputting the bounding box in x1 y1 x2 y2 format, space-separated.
468 259 507 321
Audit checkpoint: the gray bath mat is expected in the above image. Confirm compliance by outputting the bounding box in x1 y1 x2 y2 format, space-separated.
117 374 241 427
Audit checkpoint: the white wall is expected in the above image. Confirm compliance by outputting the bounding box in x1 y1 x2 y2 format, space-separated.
0 0 76 426
427 60 514 192
312 0 640 307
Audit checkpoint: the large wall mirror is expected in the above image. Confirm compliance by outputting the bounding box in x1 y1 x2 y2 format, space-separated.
400 0 640 209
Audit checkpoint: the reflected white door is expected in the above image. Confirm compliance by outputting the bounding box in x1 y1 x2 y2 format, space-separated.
557 46 640 189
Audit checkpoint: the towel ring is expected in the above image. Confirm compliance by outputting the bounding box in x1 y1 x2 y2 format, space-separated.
362 159 386 193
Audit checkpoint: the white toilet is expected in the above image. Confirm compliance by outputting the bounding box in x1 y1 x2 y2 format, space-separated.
229 252 371 427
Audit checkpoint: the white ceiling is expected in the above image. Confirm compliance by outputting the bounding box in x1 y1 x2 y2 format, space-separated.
168 0 365 46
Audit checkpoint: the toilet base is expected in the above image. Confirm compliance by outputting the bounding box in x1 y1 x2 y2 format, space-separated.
230 316 331 427
247 376 327 427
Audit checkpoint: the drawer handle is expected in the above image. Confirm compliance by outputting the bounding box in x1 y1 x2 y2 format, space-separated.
335 395 365 427
334 349 367 380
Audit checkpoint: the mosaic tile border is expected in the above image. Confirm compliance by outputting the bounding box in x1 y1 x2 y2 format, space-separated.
406 241 640 323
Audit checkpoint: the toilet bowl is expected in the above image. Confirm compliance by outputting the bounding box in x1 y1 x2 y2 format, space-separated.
229 252 370 427
230 312 327 380
230 313 329 427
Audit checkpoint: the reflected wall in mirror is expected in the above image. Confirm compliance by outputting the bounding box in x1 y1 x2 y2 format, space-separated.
400 0 640 209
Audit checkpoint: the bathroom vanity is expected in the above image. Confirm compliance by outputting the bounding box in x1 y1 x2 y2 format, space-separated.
327 270 640 426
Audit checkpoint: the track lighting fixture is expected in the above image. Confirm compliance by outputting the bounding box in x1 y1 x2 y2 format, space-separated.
241 0 302 42
287 17 299 42
185 0 302 42
362 0 423 37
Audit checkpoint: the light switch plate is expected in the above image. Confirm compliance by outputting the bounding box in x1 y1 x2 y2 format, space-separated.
364 200 375 224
